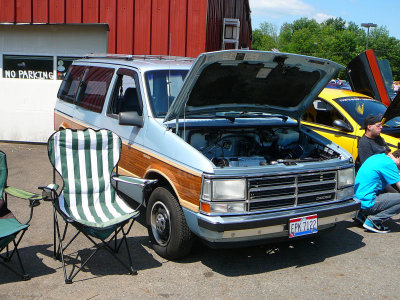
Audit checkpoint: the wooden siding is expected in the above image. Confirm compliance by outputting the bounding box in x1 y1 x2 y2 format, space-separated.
0 0 251 57
117 0 134 54
133 0 151 55
169 0 187 57
83 0 100 23
49 0 65 23
151 0 170 55
33 0 49 23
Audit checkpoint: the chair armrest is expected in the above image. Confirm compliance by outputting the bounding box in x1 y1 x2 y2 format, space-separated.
5 186 43 205
112 175 157 187
38 184 60 201
4 186 44 224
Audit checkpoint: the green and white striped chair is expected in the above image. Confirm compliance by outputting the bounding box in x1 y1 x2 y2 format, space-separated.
43 128 155 284
0 150 42 280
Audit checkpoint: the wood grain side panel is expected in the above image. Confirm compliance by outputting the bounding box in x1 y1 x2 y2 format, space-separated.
120 144 202 209
54 111 87 130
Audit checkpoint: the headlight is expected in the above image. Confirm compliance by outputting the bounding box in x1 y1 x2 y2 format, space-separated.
213 179 246 200
201 179 247 201
338 168 354 188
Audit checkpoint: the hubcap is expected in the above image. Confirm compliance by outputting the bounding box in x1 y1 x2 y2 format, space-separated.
150 201 171 246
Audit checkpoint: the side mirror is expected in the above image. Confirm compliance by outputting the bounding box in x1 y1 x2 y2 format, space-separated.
119 111 143 128
332 119 352 132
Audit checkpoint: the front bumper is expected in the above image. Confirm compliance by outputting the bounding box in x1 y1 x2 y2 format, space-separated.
192 199 359 245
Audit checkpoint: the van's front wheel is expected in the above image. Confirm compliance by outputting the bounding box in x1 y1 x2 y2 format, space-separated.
146 187 193 259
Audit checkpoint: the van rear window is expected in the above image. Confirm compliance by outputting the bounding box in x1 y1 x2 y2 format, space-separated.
75 67 114 113
57 65 86 103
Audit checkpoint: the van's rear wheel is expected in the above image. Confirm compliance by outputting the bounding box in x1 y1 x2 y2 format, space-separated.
146 187 193 259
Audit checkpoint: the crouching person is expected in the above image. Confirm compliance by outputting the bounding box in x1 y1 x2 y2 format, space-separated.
354 150 400 233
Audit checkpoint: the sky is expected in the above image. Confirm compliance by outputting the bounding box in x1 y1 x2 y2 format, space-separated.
249 0 400 39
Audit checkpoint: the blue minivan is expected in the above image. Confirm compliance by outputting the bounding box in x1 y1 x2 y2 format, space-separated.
54 50 359 259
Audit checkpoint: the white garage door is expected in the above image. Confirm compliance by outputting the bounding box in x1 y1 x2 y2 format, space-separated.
0 24 108 142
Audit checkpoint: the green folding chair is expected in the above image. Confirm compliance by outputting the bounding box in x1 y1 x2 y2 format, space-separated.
0 150 42 280
41 128 155 284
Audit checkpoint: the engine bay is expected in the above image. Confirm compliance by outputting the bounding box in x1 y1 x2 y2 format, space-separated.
185 126 339 168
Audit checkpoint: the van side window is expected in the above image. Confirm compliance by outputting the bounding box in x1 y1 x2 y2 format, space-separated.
57 65 86 103
109 69 142 116
75 67 114 113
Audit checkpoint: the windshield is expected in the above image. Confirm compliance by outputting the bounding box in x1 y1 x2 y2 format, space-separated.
335 96 400 127
145 69 188 117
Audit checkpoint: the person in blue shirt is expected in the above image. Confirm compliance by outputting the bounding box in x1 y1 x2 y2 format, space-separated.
354 150 400 233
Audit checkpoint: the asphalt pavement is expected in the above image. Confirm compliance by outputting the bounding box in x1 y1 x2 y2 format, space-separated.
1 142 400 299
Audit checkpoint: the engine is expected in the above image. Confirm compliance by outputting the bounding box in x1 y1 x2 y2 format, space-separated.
187 127 339 168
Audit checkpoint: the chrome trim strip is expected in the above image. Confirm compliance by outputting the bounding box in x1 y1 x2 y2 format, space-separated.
297 189 336 198
221 211 356 239
249 195 296 203
297 179 336 187
249 184 296 192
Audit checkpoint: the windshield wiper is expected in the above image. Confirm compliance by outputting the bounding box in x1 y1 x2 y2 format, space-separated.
215 112 288 122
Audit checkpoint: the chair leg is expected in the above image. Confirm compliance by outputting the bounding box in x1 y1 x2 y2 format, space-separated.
0 238 30 281
84 227 137 275
53 217 138 283
13 240 30 280
53 212 71 284
109 219 135 253
4 245 11 262
121 227 137 275
53 206 57 258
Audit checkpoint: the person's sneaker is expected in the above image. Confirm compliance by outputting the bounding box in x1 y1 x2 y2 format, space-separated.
363 218 391 233
353 211 366 225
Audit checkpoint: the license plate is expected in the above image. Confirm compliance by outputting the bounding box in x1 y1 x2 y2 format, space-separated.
289 214 318 238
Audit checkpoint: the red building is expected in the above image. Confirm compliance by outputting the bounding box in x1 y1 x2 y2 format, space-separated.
0 0 252 57
0 0 252 143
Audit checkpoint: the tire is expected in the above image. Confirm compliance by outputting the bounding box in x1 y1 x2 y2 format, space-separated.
146 187 193 259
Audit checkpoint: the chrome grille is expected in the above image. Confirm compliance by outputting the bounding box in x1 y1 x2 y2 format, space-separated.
248 171 337 211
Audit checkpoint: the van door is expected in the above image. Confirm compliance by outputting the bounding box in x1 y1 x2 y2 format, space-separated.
103 68 144 145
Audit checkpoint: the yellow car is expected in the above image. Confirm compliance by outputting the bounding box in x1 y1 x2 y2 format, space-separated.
302 88 400 161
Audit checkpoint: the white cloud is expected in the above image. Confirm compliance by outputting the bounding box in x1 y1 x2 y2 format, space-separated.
313 12 335 23
249 0 314 19
249 0 336 23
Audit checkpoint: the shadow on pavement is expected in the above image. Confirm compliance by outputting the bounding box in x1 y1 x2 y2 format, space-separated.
35 235 161 284
179 221 365 277
0 244 55 284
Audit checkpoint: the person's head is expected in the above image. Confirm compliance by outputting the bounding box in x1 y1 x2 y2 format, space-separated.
389 149 400 169
363 115 382 138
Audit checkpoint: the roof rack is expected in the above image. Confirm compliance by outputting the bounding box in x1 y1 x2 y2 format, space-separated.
83 54 195 62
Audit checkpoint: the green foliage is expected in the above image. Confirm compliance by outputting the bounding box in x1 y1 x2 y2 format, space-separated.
252 18 400 80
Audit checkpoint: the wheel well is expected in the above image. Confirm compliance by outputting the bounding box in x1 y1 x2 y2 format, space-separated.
145 172 178 203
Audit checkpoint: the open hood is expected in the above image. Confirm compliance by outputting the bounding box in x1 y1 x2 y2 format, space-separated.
164 50 343 122
346 49 393 106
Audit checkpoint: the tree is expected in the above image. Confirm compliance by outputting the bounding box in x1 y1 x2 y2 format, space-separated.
252 18 400 80
252 22 278 51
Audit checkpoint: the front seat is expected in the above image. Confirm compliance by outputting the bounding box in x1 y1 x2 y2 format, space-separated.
119 88 141 115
